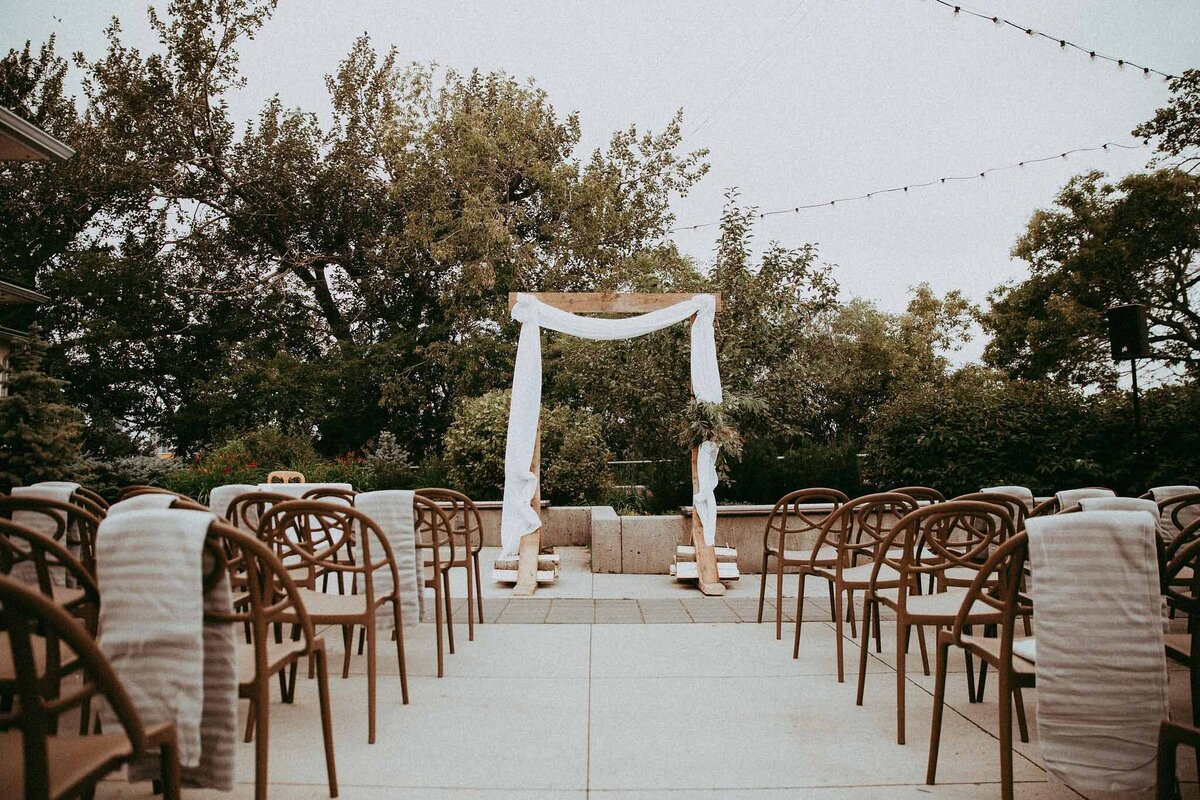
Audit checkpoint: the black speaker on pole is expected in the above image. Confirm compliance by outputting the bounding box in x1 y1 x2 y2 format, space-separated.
1106 303 1151 361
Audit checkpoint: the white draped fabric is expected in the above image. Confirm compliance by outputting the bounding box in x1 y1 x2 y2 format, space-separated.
499 293 724 558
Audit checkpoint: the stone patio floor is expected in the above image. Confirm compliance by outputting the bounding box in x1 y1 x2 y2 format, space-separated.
95 548 1198 799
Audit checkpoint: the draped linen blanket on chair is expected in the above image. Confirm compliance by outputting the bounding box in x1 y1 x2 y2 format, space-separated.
1024 510 1168 792
499 293 724 558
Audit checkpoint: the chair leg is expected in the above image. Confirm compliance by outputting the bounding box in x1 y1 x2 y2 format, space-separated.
393 599 409 704
313 650 338 797
896 619 908 745
775 557 785 639
792 572 808 659
846 588 857 638
926 639 951 785
827 580 837 624
756 553 769 623
1014 686 1030 743
244 699 257 743
464 561 476 642
834 581 846 683
158 729 182 800
434 581 445 678
254 679 270 800
856 596 873 706
341 625 353 679
366 618 377 744
443 570 455 655
999 676 1015 800
916 624 930 676
473 552 484 624
873 601 882 652
357 625 366 656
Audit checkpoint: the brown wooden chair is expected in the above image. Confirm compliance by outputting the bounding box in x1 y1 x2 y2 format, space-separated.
0 495 102 579
414 494 459 676
257 500 408 743
856 500 1016 744
792 492 919 681
892 486 946 505
953 491 1028 533
1163 532 1200 779
416 488 484 641
0 518 101 734
0 574 183 800
926 532 1032 800
301 487 360 596
757 488 849 639
266 470 305 484
205 519 337 800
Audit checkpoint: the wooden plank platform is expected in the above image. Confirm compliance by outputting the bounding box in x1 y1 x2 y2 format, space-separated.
675 545 738 563
492 568 559 585
671 561 741 581
493 553 561 571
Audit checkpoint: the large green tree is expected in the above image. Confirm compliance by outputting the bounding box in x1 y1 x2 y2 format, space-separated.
2 0 708 456
983 70 1200 386
982 169 1199 385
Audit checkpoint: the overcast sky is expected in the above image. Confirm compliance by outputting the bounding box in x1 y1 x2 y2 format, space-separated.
8 1 1198 362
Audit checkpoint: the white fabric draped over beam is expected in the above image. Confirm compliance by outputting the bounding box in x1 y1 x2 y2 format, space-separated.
499 292 723 558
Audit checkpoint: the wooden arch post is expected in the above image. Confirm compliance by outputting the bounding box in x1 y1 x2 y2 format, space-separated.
504 292 726 597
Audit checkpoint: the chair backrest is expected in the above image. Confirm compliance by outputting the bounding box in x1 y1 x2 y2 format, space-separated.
225 490 292 532
891 486 946 505
0 575 150 800
949 532 1031 648
0 518 100 628
1158 491 1200 540
0 495 102 575
301 486 357 505
73 486 110 514
764 488 849 548
413 494 458 570
415 488 483 554
953 491 1029 532
1165 527 1200 612
201 520 319 670
880 500 1016 598
1029 496 1058 517
257 500 400 606
266 470 305 484
810 492 920 566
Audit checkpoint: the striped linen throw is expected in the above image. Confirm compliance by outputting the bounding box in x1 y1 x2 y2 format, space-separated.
355 490 423 630
107 493 178 515
207 483 257 521
1025 510 1168 791
1055 487 1115 510
980 485 1035 510
96 508 237 790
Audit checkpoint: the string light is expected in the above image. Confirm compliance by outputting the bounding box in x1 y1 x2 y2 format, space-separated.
926 0 1177 81
666 141 1144 234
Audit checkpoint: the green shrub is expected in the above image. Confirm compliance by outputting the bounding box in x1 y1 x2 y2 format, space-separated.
723 437 862 503
442 390 613 503
83 455 180 501
861 367 1112 496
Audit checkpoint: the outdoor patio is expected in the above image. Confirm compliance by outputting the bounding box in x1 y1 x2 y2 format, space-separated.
89 550 1197 800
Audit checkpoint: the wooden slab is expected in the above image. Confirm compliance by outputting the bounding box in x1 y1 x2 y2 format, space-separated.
493 568 559 585
672 561 741 580
509 292 721 314
512 531 542 596
676 545 738 563
494 553 561 571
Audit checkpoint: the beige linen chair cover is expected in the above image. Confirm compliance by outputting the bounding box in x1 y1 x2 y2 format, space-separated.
96 508 237 789
1024 510 1168 792
355 490 423 629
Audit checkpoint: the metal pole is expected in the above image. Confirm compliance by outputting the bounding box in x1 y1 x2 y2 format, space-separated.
1131 357 1143 480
